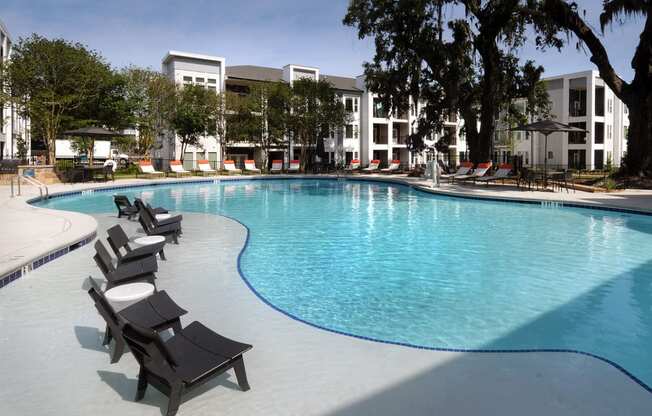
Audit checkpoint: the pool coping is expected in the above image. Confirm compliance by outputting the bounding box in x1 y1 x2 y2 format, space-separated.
3 174 651 286
5 174 652 395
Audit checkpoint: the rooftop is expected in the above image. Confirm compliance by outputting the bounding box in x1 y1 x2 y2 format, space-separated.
226 65 362 92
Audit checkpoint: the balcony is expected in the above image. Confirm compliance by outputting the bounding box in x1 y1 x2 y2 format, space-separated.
393 135 408 145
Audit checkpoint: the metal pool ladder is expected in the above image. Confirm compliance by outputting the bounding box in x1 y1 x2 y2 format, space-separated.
11 174 49 200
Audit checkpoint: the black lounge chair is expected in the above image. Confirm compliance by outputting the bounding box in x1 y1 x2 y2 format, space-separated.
115 195 168 220
122 321 252 416
107 224 167 263
137 203 182 244
88 281 187 363
94 241 157 290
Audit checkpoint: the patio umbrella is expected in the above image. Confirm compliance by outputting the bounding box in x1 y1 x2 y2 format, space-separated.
63 127 124 166
511 120 587 185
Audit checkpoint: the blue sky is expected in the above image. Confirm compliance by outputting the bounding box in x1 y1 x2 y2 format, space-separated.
0 0 643 80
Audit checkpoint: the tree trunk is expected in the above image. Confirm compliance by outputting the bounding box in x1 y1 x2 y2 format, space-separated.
623 95 652 175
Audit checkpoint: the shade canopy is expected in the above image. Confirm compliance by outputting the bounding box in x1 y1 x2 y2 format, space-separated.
511 120 587 135
63 127 121 138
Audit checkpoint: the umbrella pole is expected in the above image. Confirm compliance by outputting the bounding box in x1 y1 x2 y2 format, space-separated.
544 133 549 189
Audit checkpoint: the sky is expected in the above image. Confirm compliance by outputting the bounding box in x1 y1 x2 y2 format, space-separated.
0 0 644 80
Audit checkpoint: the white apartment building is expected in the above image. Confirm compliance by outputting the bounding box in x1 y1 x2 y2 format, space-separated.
160 50 466 170
0 19 30 161
508 70 629 170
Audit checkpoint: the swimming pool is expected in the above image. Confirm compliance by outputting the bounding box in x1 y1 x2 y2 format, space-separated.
38 179 652 389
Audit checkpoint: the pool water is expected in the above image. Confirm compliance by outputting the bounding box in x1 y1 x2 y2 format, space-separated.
38 179 652 388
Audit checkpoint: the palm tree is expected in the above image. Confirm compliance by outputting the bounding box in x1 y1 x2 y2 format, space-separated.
541 0 651 175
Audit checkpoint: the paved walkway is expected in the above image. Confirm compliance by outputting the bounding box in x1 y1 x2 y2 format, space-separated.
1 213 650 415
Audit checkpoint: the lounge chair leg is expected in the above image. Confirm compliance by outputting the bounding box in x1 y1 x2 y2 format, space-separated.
111 339 125 364
170 319 182 334
159 249 166 261
233 357 250 391
166 384 184 416
172 233 179 245
103 325 112 346
135 366 148 401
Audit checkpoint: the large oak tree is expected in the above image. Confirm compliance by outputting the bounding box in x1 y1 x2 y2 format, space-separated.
537 0 652 175
344 1 551 164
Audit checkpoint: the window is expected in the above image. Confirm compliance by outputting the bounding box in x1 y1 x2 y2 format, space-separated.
594 149 604 170
607 98 613 114
568 149 586 170
595 86 605 116
568 122 587 144
548 151 554 160
569 78 587 117
354 98 359 113
345 98 353 113
607 124 612 141
207 86 216 91
345 125 353 139
353 125 359 139
373 98 387 118
195 77 204 83
183 76 192 85
594 122 604 144
207 78 216 84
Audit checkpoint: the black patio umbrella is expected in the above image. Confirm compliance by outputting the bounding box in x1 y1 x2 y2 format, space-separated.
511 120 587 185
63 126 121 137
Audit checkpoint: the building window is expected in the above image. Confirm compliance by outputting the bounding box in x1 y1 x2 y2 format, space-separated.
568 122 587 144
207 78 216 84
354 98 359 113
568 149 586 170
594 149 604 170
548 151 554 160
345 125 353 139
595 85 605 117
569 78 587 117
183 76 192 85
195 77 205 84
373 98 387 118
594 122 604 144
345 98 354 113
607 98 613 114
607 124 612 141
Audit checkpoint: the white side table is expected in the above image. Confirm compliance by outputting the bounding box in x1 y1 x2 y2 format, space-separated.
133 235 167 260
105 282 155 312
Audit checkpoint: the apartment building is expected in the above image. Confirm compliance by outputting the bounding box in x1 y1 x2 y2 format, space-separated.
160 50 465 170
0 19 30 160
508 70 629 170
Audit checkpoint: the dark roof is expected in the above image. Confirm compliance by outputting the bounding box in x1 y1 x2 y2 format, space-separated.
62 127 120 138
225 65 362 92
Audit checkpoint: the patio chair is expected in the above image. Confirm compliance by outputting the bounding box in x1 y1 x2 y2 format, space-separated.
223 160 242 175
381 160 401 174
137 201 182 244
287 160 300 173
107 224 167 263
455 162 492 183
93 241 157 290
122 321 253 416
133 198 171 217
244 160 261 174
270 160 283 173
168 160 192 178
196 160 218 176
437 159 452 174
114 195 140 219
440 162 473 181
475 163 515 185
362 160 381 172
139 160 165 178
117 195 168 220
344 159 361 173
88 283 187 363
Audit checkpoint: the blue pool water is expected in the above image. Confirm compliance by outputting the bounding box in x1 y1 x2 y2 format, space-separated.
38 179 652 388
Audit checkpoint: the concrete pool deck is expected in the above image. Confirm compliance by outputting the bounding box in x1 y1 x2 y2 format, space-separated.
2 175 652 414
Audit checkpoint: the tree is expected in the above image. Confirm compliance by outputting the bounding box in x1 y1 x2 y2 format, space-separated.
247 82 291 171
121 67 176 156
170 83 220 162
536 0 652 175
344 0 550 164
2 35 115 163
286 78 349 171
